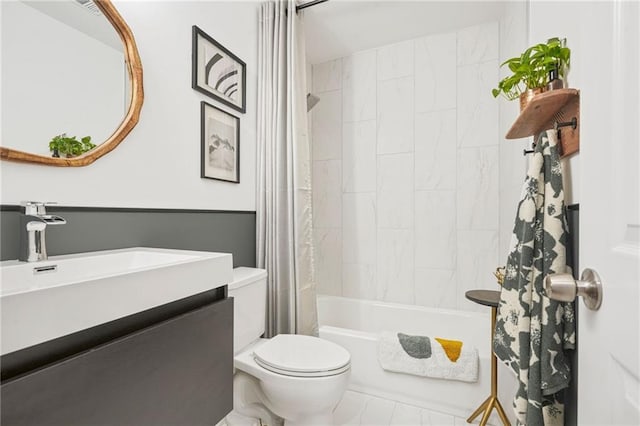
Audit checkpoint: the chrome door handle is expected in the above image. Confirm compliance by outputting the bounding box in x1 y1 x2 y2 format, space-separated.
544 268 603 310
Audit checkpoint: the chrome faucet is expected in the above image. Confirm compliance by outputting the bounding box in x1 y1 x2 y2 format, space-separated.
19 202 66 262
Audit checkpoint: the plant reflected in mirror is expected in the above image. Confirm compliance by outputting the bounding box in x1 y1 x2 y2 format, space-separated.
49 134 95 158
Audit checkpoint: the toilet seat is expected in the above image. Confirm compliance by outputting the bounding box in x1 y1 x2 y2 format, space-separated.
253 334 350 378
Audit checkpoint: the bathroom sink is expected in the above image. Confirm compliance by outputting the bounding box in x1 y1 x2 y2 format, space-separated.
0 247 233 355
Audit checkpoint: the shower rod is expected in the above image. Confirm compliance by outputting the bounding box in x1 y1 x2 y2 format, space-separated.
296 0 329 12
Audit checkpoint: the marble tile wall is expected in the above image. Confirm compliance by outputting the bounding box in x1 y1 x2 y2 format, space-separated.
312 20 526 312
498 1 530 259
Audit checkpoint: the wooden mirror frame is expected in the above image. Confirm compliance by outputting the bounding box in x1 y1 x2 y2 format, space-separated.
0 0 143 167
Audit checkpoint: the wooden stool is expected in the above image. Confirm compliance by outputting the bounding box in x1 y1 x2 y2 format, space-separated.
465 290 510 426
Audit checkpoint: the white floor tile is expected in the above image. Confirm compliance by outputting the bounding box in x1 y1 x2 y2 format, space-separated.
359 394 396 425
453 416 469 426
333 390 472 426
390 403 423 425
217 389 501 426
421 409 456 426
333 390 371 425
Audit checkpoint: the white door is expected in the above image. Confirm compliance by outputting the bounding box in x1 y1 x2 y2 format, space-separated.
577 1 639 424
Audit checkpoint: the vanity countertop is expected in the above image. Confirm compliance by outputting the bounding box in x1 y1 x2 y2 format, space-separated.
0 247 232 355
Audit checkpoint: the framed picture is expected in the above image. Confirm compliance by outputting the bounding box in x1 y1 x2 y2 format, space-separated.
201 101 240 183
192 25 246 113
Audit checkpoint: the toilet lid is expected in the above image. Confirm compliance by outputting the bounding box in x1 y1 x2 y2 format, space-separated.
253 334 350 377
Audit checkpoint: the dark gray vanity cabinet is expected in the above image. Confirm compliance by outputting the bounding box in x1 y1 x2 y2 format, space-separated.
1 295 233 425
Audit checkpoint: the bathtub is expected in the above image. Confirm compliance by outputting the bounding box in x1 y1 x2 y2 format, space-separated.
317 295 517 422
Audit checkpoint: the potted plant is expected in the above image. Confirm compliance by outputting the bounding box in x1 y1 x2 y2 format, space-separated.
492 38 570 110
48 133 95 158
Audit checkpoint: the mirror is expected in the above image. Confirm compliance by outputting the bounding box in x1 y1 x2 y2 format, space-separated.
0 0 143 166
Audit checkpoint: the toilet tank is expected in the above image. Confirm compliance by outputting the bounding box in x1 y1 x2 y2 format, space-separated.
228 267 267 354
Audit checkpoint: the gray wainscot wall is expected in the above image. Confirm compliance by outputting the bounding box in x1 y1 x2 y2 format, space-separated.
0 205 256 267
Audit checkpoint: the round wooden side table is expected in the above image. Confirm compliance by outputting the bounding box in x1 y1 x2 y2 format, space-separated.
465 290 511 426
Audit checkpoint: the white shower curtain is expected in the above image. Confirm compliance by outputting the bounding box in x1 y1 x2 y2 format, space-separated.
256 0 318 337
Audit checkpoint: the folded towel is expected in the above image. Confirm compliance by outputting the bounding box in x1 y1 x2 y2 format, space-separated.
378 332 478 383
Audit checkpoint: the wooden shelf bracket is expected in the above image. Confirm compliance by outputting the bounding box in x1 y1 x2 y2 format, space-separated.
506 88 580 158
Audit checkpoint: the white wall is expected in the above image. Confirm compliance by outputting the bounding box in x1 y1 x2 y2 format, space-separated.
311 15 528 312
0 1 259 211
1 1 124 156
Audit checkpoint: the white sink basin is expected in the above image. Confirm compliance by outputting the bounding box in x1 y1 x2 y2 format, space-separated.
0 247 233 355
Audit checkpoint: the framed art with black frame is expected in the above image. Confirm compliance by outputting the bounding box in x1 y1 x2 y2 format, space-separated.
192 25 246 113
201 101 240 183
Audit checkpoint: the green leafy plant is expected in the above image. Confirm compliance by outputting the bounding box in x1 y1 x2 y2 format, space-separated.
492 38 571 100
48 133 95 158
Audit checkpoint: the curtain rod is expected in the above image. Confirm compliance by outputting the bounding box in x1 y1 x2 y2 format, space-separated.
296 0 329 12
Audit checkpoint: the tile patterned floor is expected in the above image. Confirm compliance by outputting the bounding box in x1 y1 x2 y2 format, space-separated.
333 390 471 426
223 389 491 426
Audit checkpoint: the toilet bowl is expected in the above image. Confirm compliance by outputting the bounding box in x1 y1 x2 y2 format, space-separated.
229 268 351 426
235 337 351 425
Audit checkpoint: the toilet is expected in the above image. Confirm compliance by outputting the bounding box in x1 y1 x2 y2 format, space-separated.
229 267 351 426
